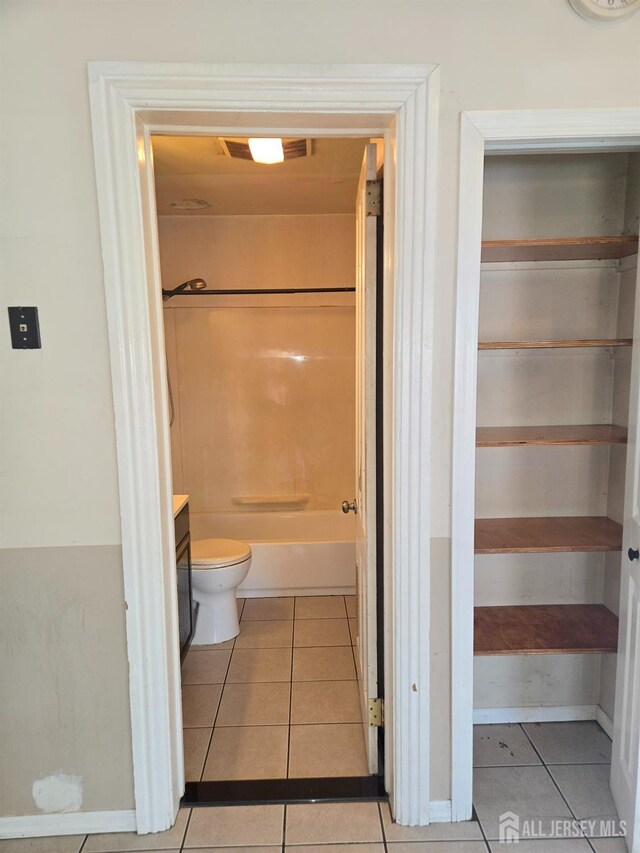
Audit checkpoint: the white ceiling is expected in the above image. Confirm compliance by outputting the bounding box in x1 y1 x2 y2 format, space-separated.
152 135 369 216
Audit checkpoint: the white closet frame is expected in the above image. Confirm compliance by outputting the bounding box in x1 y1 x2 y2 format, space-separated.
451 108 640 822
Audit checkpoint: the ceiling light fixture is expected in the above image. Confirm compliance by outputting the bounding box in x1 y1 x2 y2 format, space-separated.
248 138 284 165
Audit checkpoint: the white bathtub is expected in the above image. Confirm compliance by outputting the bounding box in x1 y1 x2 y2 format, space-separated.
189 509 356 598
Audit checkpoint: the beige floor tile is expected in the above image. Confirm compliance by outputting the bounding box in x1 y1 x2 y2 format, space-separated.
191 637 235 651
202 725 289 780
291 680 362 724
547 764 618 823
83 808 189 851
185 804 284 847
292 646 355 681
288 723 368 777
183 727 211 780
489 841 592 852
181 684 223 728
474 766 572 840
0 840 85 853
191 849 281 853
287 847 384 853
590 840 630 852
285 802 383 844
235 620 294 649
237 598 245 618
191 848 281 853
227 647 292 683
242 597 294 621
344 595 357 618
474 723 541 767
389 845 488 852
216 682 291 726
523 721 612 764
295 596 347 619
181 649 231 684
294 618 351 647
381 803 483 842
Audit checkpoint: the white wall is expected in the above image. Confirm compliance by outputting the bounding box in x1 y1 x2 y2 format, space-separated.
2 0 640 817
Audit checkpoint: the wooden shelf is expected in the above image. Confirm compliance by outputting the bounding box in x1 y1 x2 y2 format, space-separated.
475 516 622 554
474 604 618 655
479 338 632 350
476 424 627 448
481 235 639 263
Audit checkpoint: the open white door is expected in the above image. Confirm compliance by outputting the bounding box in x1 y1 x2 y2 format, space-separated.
343 142 380 774
612 258 640 853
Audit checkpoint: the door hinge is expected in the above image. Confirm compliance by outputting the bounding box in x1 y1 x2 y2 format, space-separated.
368 697 384 727
366 180 382 216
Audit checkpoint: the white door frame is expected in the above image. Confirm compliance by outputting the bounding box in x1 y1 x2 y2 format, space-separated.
88 62 439 834
451 108 640 822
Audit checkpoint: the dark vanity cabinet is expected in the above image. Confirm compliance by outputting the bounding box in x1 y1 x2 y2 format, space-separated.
175 503 195 660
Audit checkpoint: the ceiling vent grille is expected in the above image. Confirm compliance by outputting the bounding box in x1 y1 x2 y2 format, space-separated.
220 138 312 161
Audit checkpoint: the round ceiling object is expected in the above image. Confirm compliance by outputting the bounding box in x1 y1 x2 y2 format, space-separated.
568 0 640 21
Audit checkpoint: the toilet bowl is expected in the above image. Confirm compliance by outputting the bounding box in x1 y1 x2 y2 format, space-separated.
190 538 252 645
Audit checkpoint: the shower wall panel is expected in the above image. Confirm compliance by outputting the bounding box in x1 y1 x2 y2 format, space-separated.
167 304 355 514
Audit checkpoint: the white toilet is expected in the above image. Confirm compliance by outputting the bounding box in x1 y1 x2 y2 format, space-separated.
190 538 252 645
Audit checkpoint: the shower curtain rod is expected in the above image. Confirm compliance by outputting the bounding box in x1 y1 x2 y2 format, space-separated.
162 286 356 298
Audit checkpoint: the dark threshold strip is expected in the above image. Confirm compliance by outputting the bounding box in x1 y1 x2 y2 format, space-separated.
182 776 387 807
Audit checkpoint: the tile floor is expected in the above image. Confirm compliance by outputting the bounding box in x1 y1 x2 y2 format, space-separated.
182 596 367 781
3 644 629 853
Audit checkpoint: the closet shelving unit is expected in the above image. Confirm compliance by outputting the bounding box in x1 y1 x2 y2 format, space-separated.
473 233 639 658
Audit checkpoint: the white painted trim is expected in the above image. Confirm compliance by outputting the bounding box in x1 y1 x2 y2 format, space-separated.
0 810 136 839
596 706 615 739
429 800 453 822
88 62 439 832
481 259 620 273
474 705 600 725
620 253 640 273
474 704 616 737
450 114 484 823
450 107 640 825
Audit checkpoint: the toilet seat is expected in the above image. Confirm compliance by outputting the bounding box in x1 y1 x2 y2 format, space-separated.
191 538 251 569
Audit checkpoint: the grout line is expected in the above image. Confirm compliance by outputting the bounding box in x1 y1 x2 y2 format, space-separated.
286 597 296 779
77 835 88 853
282 802 288 852
474 796 492 852
179 804 194 853
377 801 389 852
518 723 587 838
196 641 235 783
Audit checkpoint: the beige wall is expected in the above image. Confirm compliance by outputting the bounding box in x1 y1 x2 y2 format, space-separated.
2 0 640 816
158 214 356 292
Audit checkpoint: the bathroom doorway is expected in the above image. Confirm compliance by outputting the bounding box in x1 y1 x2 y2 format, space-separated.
89 61 437 832
154 135 385 796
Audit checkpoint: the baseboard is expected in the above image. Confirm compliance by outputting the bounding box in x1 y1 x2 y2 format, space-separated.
473 705 598 725
239 587 356 599
0 809 137 838
596 706 614 738
429 800 452 822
